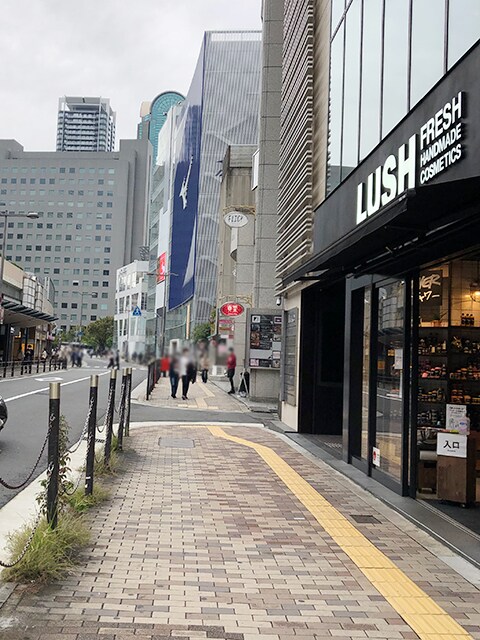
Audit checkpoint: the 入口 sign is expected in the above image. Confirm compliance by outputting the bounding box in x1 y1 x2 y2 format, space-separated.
437 432 467 458
356 92 465 225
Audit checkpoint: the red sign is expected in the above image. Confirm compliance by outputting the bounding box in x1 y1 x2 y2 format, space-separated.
220 302 244 317
157 252 166 283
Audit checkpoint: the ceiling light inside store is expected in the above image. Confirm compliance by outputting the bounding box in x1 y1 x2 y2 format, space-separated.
470 281 480 303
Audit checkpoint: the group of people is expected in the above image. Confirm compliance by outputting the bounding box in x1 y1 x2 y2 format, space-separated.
166 345 237 401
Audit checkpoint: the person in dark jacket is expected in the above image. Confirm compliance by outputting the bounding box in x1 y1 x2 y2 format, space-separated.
226 347 236 394
169 354 179 399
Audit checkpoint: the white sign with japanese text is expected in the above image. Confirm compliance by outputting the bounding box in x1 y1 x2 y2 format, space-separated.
437 432 467 458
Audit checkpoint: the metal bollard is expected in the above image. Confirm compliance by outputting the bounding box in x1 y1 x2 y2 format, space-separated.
36 358 39 374
2 362 6 378
10 361 14 377
85 375 98 496
104 368 117 466
125 367 132 437
117 369 128 452
47 382 61 529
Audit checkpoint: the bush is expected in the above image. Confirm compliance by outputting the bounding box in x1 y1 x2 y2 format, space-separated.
2 512 90 583
67 484 110 513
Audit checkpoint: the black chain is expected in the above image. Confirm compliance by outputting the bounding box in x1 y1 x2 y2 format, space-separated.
0 508 43 568
68 399 94 454
0 421 52 491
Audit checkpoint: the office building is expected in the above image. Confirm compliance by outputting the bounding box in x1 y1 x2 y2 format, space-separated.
138 91 184 161
153 31 261 345
114 260 148 360
269 0 480 546
0 138 152 332
56 96 116 152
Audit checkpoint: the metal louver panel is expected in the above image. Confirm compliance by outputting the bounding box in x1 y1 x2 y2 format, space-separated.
277 0 315 290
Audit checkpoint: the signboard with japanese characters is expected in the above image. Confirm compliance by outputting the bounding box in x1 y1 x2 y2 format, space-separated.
249 313 282 369
446 404 470 434
437 432 467 458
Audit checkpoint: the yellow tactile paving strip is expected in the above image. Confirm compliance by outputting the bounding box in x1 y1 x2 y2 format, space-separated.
209 426 472 640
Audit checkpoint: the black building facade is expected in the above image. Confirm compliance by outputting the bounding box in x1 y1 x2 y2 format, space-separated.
291 42 480 524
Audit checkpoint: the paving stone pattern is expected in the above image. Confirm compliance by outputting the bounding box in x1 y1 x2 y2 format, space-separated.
1 424 480 639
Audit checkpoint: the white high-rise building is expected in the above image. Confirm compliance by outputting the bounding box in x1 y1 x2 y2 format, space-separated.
56 97 116 152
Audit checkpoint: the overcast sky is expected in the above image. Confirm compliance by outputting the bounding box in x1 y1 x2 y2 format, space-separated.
0 0 261 151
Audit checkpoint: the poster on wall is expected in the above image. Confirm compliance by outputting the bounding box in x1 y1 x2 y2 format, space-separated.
419 269 445 322
156 252 166 284
249 313 282 369
169 54 203 310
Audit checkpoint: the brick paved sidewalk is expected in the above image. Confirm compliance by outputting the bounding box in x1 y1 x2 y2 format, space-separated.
1 423 480 639
146 376 247 413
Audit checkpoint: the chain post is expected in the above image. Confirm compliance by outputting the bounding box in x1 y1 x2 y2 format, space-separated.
11 360 14 377
117 369 128 451
125 367 132 437
85 374 98 496
104 368 117 465
2 361 6 378
36 358 39 374
47 382 61 529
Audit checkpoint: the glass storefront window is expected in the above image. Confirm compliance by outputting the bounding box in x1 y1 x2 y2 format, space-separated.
359 0 382 160
376 280 405 482
410 0 446 107
361 288 371 460
382 0 409 136
448 1 480 68
341 0 361 178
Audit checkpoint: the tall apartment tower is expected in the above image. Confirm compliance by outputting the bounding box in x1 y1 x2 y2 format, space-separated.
56 97 116 152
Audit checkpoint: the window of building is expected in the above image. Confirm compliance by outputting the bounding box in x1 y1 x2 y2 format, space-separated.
448 0 480 67
410 0 446 107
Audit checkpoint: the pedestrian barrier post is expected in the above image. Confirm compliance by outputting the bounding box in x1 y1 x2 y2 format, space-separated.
85 374 98 496
117 368 127 451
104 368 117 465
47 382 61 529
125 367 132 437
36 358 39 374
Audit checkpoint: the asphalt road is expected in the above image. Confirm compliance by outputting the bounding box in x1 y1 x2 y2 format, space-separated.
0 357 146 509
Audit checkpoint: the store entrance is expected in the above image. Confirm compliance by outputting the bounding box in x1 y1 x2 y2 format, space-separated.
415 256 480 534
299 280 345 443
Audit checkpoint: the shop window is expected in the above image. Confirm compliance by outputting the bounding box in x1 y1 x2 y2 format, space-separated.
375 279 405 483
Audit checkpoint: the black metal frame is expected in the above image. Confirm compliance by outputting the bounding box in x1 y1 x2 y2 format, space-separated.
346 272 413 496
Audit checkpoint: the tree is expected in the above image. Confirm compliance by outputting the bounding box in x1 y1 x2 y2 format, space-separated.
83 316 114 351
192 322 211 343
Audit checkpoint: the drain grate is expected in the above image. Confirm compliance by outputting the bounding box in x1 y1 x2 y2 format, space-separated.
350 514 381 524
158 437 195 449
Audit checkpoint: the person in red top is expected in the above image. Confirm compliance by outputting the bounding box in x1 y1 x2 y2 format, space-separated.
226 347 236 395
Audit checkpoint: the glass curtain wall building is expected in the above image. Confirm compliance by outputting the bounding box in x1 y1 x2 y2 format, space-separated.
327 0 480 193
137 92 185 162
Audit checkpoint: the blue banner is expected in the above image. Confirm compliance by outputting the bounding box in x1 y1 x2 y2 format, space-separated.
169 50 203 310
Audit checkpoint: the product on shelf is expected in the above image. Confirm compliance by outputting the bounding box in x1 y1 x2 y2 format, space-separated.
418 334 447 355
418 387 445 402
450 385 480 404
460 313 475 326
450 336 480 354
419 362 447 379
449 360 480 380
417 408 444 428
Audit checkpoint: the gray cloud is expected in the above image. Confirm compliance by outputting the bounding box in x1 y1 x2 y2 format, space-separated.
0 0 261 150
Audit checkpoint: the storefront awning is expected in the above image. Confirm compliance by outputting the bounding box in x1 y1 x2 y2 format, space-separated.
285 176 480 284
1 300 57 328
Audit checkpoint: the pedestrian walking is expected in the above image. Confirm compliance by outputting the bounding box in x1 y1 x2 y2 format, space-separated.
200 351 209 383
169 354 179 399
24 345 34 374
180 348 193 400
226 347 236 395
107 350 115 369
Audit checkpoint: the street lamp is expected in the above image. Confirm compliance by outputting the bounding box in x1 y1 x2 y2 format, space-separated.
0 210 39 325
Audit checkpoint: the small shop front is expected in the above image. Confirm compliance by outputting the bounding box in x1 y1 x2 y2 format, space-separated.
289 42 480 534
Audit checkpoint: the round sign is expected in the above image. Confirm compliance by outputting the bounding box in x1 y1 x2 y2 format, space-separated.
220 302 245 317
224 211 249 228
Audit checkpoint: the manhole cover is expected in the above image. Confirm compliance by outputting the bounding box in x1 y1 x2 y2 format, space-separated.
350 514 381 524
158 437 195 449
